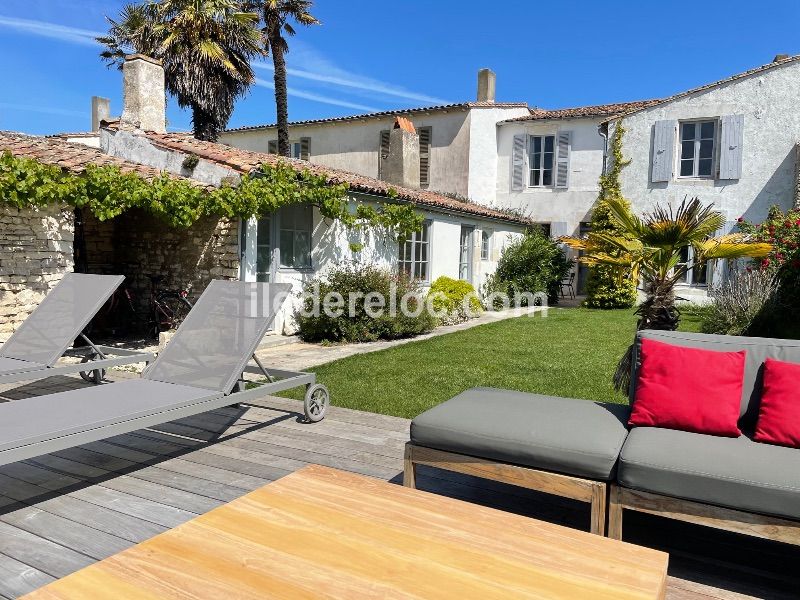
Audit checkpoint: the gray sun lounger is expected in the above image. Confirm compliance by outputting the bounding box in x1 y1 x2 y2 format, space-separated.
0 280 327 467
0 273 154 386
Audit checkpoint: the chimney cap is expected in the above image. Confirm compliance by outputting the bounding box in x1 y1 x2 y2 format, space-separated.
124 53 163 66
773 53 790 63
393 116 416 134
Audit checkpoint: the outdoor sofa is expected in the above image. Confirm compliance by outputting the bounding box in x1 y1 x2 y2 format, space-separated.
406 330 800 546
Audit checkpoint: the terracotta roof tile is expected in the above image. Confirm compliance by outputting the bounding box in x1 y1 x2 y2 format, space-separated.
0 131 202 187
224 102 529 132
501 100 662 123
142 131 531 225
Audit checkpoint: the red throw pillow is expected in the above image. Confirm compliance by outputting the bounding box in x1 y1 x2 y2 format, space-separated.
629 338 745 436
754 358 800 448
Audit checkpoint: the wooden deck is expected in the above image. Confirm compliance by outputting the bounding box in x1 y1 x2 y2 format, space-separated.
1 372 798 599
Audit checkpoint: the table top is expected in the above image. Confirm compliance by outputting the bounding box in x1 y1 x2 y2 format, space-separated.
24 464 668 599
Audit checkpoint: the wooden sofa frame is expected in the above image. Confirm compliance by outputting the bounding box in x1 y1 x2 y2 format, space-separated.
404 442 608 535
608 484 800 546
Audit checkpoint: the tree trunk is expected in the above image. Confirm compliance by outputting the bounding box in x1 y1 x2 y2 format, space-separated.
636 279 680 332
270 32 290 157
192 104 219 142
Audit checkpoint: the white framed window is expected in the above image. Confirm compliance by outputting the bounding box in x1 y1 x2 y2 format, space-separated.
679 120 716 178
399 221 430 282
676 246 709 286
480 230 491 260
268 138 310 160
279 204 313 269
528 134 555 187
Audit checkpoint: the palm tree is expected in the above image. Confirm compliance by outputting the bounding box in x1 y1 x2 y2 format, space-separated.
244 0 319 156
98 0 263 141
562 196 772 391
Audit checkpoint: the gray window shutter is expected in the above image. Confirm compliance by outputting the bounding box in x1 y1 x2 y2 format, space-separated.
419 126 432 187
511 134 527 191
300 137 311 161
268 140 278 154
555 130 572 188
719 114 744 180
651 120 676 182
378 130 390 179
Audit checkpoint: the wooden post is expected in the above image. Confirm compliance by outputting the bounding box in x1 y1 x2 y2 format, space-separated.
589 483 607 536
403 443 417 488
608 484 624 540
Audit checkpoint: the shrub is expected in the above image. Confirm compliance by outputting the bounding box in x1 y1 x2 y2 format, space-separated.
295 263 436 343
694 269 779 336
483 228 573 307
584 122 638 309
427 276 481 324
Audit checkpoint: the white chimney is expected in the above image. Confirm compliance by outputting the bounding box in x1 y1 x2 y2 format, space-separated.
121 54 166 132
91 96 110 132
383 116 420 189
477 68 496 103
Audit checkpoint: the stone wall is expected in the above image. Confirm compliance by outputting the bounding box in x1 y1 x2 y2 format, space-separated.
0 204 75 342
82 209 240 309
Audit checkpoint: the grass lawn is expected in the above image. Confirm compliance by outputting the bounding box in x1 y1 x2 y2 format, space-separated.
282 307 703 419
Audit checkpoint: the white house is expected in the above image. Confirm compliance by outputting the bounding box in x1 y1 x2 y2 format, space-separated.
222 56 800 297
219 70 530 203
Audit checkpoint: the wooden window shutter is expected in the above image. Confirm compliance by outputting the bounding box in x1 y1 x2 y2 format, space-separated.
651 120 676 182
511 134 527 191
555 130 572 188
379 130 390 179
300 137 311 161
268 140 278 154
719 114 744 180
419 126 432 187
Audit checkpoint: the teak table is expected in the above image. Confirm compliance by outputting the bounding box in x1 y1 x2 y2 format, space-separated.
23 464 668 599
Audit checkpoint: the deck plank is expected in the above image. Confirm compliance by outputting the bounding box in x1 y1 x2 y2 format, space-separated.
1 373 799 599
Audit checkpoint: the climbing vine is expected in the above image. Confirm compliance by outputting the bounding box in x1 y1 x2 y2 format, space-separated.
0 152 424 241
584 121 639 309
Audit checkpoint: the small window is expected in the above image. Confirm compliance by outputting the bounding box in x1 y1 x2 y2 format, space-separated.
398 222 430 281
279 204 312 269
676 246 709 285
679 120 716 178
535 222 552 238
480 230 491 260
529 135 555 187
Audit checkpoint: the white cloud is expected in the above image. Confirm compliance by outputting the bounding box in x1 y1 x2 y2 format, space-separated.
255 78 379 112
0 102 85 117
255 40 449 106
0 15 102 46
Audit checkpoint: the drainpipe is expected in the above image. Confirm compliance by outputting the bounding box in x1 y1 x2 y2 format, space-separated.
597 121 609 175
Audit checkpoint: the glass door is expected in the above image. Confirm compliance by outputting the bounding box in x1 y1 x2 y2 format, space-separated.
240 216 276 282
459 226 474 282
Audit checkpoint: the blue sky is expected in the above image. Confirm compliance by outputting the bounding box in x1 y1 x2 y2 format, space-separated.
2 0 800 135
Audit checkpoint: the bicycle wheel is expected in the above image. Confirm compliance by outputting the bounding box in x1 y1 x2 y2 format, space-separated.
155 294 192 332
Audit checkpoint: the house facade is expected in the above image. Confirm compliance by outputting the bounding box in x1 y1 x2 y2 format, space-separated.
222 56 800 296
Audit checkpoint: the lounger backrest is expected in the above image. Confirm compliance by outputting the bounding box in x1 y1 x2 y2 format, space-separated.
0 273 124 366
631 330 800 430
143 281 291 394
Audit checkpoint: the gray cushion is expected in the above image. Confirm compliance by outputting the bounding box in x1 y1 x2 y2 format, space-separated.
632 330 800 429
410 388 630 481
619 427 800 521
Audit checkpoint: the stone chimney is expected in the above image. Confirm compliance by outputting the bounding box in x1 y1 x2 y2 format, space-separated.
383 117 420 189
774 54 790 63
477 68 496 103
91 96 110 132
121 54 166 132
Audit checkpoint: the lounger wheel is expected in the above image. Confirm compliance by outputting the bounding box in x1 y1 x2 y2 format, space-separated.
304 384 329 423
79 355 106 384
